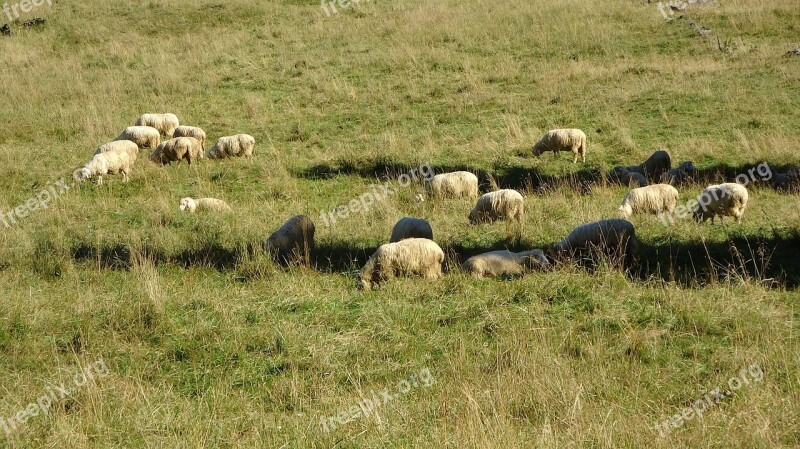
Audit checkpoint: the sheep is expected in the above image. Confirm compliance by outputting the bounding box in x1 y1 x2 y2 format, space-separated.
179 197 232 213
114 126 161 150
609 166 649 188
424 171 479 199
692 183 749 223
135 113 180 137
553 219 638 267
73 150 135 185
661 161 697 186
93 140 140 159
769 168 800 191
390 217 433 243
626 150 671 182
461 249 550 279
149 137 204 165
206 134 255 159
617 184 680 219
263 215 316 266
468 189 524 224
172 125 206 149
359 238 444 290
531 128 587 163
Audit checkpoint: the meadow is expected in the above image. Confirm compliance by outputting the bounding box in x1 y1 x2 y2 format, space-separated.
0 0 799 447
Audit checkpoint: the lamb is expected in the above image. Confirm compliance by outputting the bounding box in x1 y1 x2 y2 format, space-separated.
179 197 232 213
390 217 433 243
206 134 256 159
553 219 638 267
172 125 207 149
692 183 749 223
468 189 524 224
263 215 316 266
114 126 161 150
617 184 680 219
93 140 140 159
135 113 180 137
609 166 649 188
359 238 444 290
461 249 550 278
531 128 587 163
626 150 671 182
661 161 697 186
73 150 135 185
424 171 479 199
149 137 204 165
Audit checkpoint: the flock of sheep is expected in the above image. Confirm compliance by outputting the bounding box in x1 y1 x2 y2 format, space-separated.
74 120 781 289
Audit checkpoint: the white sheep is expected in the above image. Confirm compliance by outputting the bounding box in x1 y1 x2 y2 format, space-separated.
553 219 638 267
150 137 204 165
461 249 550 278
263 215 316 266
135 113 180 137
468 189 524 224
532 128 587 163
73 150 135 185
692 183 749 223
206 134 255 159
609 166 648 188
359 238 444 290
661 161 697 186
626 150 671 182
618 184 680 219
390 217 433 243
179 197 232 213
114 126 161 150
424 171 479 199
172 125 207 149
94 140 140 159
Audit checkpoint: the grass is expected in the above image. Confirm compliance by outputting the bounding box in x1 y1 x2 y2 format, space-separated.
0 0 799 447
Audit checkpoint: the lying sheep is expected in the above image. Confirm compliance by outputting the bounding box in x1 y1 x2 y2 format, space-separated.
553 219 638 267
74 150 135 185
94 140 140 159
179 197 232 213
461 249 550 278
626 150 671 182
617 184 679 219
468 189 524 224
172 125 206 149
135 113 180 137
532 128 587 163
609 166 648 188
359 238 444 290
692 183 749 223
206 134 255 159
263 215 316 266
114 126 161 150
390 217 433 243
424 171 479 199
661 161 697 186
150 137 204 165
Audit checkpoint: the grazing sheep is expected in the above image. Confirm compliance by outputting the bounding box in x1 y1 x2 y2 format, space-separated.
461 249 550 278
692 183 749 223
769 168 800 191
114 126 161 150
553 219 638 267
617 184 680 219
532 128 587 163
626 150 671 182
172 125 206 149
609 166 649 188
73 150 135 185
150 137 204 165
424 171 479 199
263 215 316 266
94 140 140 159
179 197 232 213
390 217 433 243
468 189 524 224
661 161 697 186
359 238 444 290
135 113 180 137
206 134 255 159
